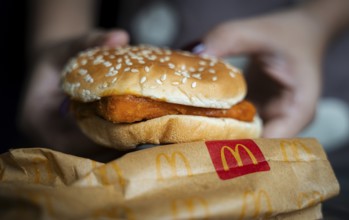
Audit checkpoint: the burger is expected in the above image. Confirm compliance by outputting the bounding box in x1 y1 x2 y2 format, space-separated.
61 45 262 150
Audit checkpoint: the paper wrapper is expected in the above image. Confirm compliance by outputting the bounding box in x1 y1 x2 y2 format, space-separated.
0 138 339 220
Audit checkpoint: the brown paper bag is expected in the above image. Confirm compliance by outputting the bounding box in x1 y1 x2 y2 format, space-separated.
0 138 339 219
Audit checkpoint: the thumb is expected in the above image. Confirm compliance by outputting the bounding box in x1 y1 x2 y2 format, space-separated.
100 29 129 47
201 21 268 57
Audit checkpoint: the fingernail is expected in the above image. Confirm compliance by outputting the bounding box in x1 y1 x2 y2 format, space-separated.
59 97 70 117
181 40 206 54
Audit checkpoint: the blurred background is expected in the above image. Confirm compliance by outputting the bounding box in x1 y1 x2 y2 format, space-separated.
1 0 349 218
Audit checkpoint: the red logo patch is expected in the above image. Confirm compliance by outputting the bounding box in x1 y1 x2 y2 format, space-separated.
206 139 270 180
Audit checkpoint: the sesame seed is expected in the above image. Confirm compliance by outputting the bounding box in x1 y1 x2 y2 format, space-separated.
130 54 139 60
164 56 170 61
199 61 206 66
230 66 239 72
191 82 197 88
181 65 186 71
229 72 236 78
71 62 78 70
198 67 205 72
174 71 181 76
165 50 172 55
81 59 88 65
142 50 151 55
172 82 180 85
117 58 122 63
181 51 193 57
109 55 115 59
139 60 145 64
116 63 122 70
124 67 131 72
126 61 133 66
103 61 112 67
82 89 91 96
102 82 108 88
209 61 216 67
84 74 94 83
93 56 104 65
106 70 118 77
212 76 218 81
145 66 150 73
140 76 147 84
168 63 175 69
148 55 157 60
208 69 216 74
160 58 165 63
192 73 202 79
181 71 190 78
111 77 118 83
93 59 104 65
156 79 163 85
181 77 187 84
63 82 80 94
189 67 196 72
95 55 103 60
78 69 87 75
161 74 167 81
86 50 97 57
131 68 139 73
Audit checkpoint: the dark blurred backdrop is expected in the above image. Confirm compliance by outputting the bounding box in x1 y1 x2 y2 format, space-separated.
0 1 27 152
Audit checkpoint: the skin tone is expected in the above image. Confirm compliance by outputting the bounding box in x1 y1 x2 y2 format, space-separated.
19 0 349 158
200 0 349 138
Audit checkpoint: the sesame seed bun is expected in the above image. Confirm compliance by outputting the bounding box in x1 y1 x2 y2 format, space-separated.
62 45 246 108
61 45 262 150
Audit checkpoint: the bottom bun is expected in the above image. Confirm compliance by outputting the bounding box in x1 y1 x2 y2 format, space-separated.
76 114 263 150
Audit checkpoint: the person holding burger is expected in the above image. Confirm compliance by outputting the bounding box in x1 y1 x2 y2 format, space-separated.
19 0 349 157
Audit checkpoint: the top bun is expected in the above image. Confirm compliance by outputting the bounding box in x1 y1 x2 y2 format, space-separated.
62 45 246 109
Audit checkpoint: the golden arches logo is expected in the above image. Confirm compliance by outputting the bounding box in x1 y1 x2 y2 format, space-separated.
96 162 125 190
156 152 192 180
171 197 209 219
221 144 258 170
280 140 313 161
297 191 324 209
206 139 270 180
29 157 55 184
239 190 273 220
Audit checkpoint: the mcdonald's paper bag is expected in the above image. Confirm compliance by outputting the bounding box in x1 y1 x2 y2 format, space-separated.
0 138 339 219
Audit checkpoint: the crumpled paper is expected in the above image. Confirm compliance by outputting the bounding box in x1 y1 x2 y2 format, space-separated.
0 138 339 219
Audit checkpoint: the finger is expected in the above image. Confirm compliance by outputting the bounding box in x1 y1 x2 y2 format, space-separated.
102 29 129 47
262 84 319 138
78 29 129 49
201 20 269 57
262 116 300 138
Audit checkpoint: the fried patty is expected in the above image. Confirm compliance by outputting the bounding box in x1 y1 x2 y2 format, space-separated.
72 95 256 123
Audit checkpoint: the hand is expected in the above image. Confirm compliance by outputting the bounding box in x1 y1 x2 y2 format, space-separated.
199 8 328 138
19 29 129 158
